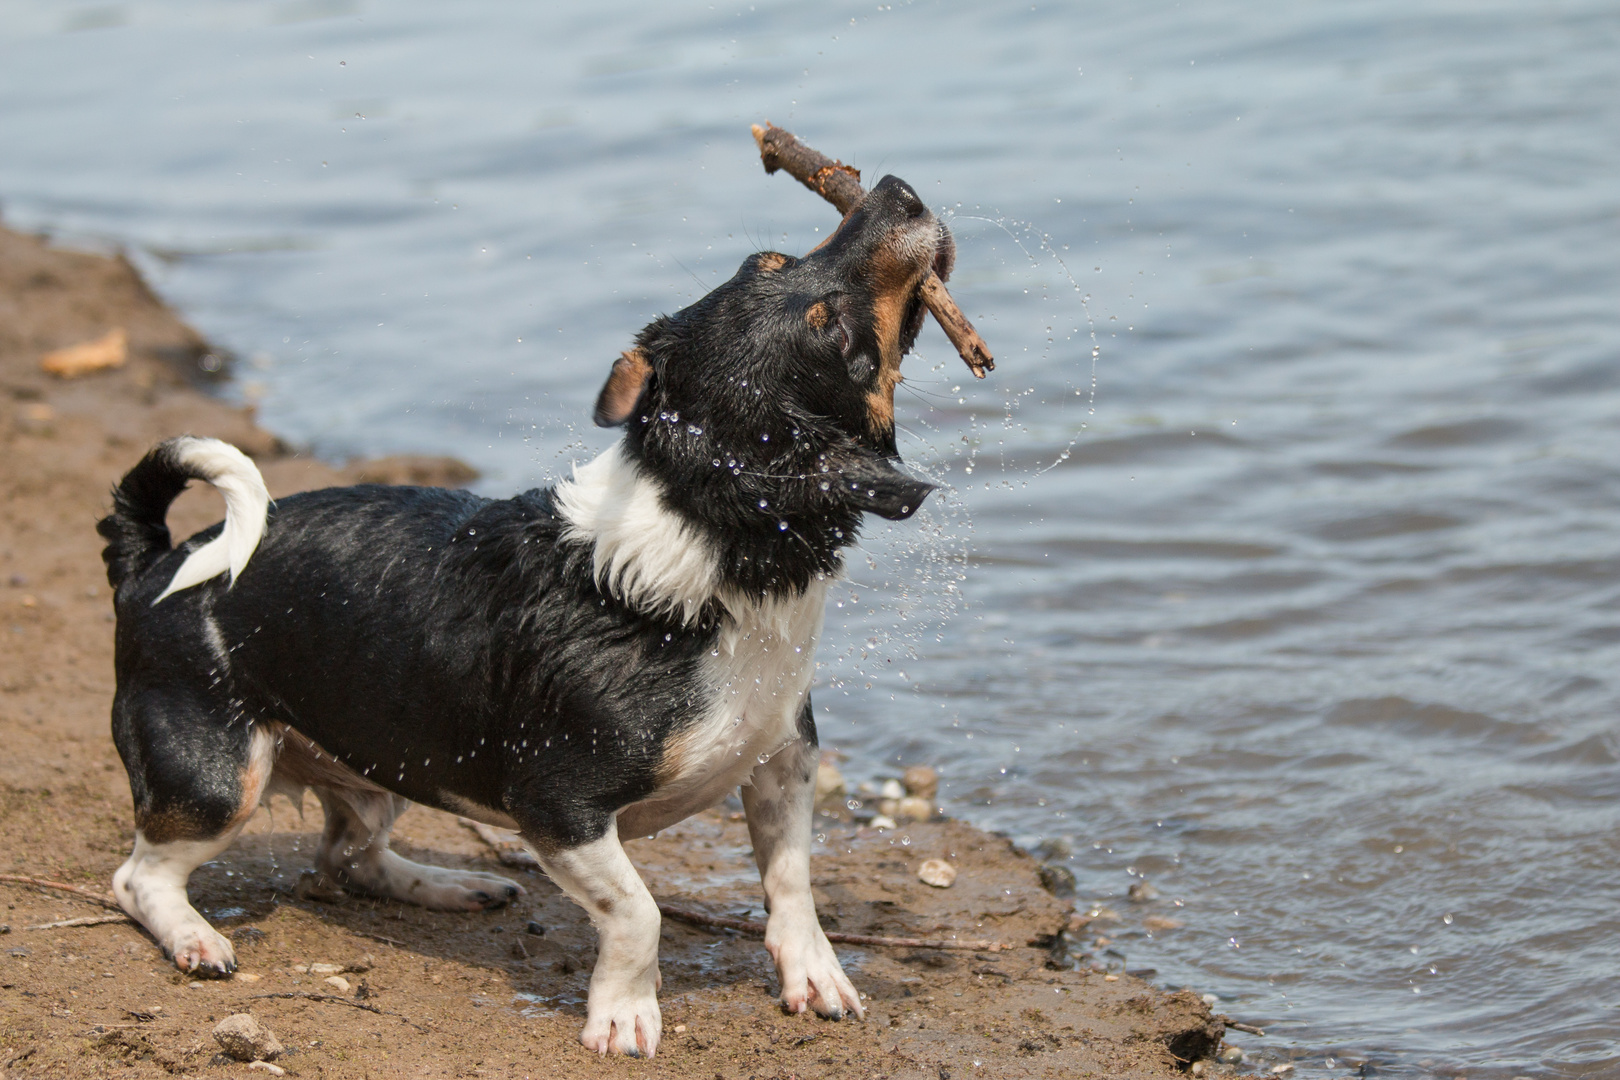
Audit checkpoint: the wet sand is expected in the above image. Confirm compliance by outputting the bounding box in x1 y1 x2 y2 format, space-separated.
0 221 1222 1079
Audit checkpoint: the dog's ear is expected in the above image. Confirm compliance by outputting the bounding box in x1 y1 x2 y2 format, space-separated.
593 348 652 427
831 450 934 521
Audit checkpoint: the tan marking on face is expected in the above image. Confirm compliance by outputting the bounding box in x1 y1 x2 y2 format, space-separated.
756 252 788 272
863 227 929 440
806 301 830 329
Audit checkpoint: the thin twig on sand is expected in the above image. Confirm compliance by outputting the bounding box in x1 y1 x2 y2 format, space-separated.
1224 1020 1266 1036
0 873 121 910
657 903 1008 952
751 122 995 378
26 913 132 931
249 992 427 1033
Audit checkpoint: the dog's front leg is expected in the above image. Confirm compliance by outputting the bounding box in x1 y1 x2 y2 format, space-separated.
534 829 663 1057
741 701 863 1020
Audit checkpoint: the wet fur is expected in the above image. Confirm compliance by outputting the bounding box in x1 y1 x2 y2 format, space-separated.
97 175 949 1057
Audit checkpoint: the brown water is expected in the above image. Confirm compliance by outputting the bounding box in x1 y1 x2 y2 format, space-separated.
3 2 1618 1074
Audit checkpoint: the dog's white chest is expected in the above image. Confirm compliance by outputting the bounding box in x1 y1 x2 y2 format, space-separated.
620 581 828 836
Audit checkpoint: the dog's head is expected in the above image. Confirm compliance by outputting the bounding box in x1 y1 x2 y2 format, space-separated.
591 175 950 590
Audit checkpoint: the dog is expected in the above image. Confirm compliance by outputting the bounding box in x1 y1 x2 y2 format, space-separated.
96 174 952 1058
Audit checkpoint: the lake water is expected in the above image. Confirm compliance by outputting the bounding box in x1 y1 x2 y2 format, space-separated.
3 2 1618 1074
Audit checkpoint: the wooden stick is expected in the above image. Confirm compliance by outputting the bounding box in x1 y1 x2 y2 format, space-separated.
249 992 427 1032
1224 1020 1266 1037
0 873 121 910
25 913 132 931
657 903 1006 952
751 123 995 378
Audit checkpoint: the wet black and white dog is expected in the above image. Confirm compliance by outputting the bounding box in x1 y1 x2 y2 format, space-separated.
97 176 952 1057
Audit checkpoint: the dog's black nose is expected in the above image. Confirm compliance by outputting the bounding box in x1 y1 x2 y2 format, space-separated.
874 175 928 219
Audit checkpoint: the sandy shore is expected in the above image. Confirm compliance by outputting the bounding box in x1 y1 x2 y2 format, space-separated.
0 221 1226 1079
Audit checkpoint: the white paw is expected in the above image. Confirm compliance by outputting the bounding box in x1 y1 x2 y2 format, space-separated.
408 868 525 911
353 854 525 911
165 922 237 977
580 977 662 1057
767 914 863 1020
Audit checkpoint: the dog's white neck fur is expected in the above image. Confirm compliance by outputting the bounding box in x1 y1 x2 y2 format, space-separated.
554 440 725 625
154 437 271 604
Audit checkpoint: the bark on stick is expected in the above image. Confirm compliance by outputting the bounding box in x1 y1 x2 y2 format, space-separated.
751 123 995 378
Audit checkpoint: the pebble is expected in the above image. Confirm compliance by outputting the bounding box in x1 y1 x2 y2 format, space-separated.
1142 916 1183 932
902 764 939 799
1272 1065 1296 1075
917 859 957 888
525 920 546 936
1218 1046 1244 1064
248 1063 287 1076
1038 864 1076 897
896 796 934 822
869 814 897 830
673 1024 687 1034
213 1013 283 1062
307 962 345 976
814 762 845 800
877 778 902 800
322 975 351 994
1127 881 1159 903
233 972 262 983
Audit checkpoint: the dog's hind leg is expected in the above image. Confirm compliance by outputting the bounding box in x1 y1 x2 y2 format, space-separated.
111 702 277 977
310 785 523 911
266 726 523 911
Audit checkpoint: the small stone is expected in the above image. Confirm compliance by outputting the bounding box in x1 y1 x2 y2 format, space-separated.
247 1063 287 1076
1142 916 1183 932
213 1012 283 1062
233 972 262 983
1103 974 1119 982
308 962 345 975
1191 1062 1207 1076
293 871 348 904
322 975 351 993
879 778 904 800
1217 1046 1244 1064
917 859 957 888
877 798 899 817
896 796 934 822
869 815 897 831
814 762 845 801
188 981 207 989
0 924 9 934
902 764 939 799
1038 864 1077 897
6 574 24 588
1272 1065 1296 1075
525 921 546 936
1127 881 1159 903
673 1024 687 1034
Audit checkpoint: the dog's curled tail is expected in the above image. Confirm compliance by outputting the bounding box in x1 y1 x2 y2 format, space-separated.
97 436 270 602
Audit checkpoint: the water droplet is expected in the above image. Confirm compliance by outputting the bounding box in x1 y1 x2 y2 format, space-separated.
759 499 769 509
778 520 789 531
